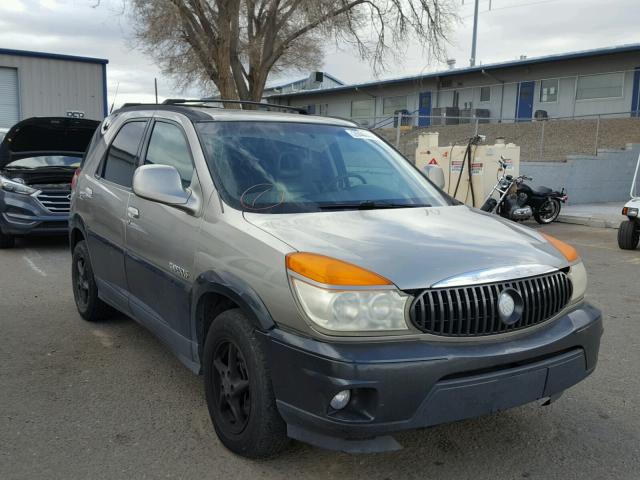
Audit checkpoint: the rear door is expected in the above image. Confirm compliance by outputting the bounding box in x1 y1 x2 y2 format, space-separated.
83 119 149 311
124 114 202 354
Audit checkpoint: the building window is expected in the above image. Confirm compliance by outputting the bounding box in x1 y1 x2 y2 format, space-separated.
539 79 558 102
382 96 407 115
351 99 374 119
576 72 624 100
480 86 491 102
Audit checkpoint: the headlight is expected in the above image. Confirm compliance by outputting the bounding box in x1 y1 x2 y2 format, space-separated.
0 175 38 195
291 278 409 332
568 261 587 303
286 252 409 333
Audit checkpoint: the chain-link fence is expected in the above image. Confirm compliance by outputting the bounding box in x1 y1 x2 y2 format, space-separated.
355 112 640 163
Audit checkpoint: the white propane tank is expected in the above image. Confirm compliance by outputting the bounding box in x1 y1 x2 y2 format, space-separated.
415 133 521 208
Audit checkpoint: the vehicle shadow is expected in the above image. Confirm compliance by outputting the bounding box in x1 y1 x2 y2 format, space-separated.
13 234 69 250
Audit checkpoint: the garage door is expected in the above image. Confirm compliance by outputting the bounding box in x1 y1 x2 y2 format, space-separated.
0 67 19 128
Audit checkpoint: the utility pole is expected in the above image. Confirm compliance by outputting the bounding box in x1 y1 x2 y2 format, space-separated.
470 0 479 66
154 78 158 104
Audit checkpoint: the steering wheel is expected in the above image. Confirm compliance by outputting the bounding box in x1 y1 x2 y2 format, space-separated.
326 174 367 191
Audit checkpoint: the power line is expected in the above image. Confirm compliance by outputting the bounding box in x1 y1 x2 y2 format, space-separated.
461 0 564 16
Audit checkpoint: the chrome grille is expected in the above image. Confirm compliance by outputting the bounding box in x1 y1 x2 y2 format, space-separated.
410 271 572 337
36 190 71 213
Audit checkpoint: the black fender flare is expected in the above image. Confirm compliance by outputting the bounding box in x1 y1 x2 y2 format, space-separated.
68 214 88 250
190 270 276 364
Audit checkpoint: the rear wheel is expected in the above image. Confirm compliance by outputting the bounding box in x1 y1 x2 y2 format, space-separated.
618 220 639 250
534 198 561 224
0 232 15 249
203 309 288 458
72 240 113 321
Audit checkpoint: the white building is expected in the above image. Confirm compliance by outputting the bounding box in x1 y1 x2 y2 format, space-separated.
267 44 640 127
0 48 108 128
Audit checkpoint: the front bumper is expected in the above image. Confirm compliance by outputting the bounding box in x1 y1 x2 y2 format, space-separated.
0 191 69 236
263 302 602 452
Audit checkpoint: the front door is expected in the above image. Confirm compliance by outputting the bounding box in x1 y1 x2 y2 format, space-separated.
125 116 201 355
418 91 432 127
516 81 535 122
632 67 640 117
84 119 148 312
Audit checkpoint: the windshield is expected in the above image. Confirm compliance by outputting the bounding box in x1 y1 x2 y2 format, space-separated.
6 155 81 169
196 121 451 213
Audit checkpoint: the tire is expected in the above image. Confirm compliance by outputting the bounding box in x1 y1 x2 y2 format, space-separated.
0 231 15 249
534 198 561 224
618 220 639 250
203 309 288 458
71 240 113 321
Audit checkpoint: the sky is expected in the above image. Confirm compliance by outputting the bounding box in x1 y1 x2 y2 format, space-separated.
1 0 639 108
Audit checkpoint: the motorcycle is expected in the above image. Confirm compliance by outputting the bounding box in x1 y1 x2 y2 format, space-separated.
517 181 568 225
480 157 567 223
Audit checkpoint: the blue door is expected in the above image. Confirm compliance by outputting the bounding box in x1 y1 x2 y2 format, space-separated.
632 67 640 117
418 91 432 127
516 81 535 121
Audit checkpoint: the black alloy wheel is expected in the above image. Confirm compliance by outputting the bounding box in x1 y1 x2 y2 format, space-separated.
203 309 288 458
212 339 251 434
74 255 90 310
71 240 113 321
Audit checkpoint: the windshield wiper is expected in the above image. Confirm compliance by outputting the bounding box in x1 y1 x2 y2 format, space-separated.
318 201 431 210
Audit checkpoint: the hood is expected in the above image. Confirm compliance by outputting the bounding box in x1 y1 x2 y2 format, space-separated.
0 117 100 168
244 205 569 290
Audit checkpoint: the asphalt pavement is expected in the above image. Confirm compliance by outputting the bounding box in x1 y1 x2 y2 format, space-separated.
1 223 638 480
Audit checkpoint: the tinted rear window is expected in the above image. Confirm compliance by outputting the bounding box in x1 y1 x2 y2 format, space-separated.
102 121 147 188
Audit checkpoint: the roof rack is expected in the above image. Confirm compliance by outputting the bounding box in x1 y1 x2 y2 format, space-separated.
162 98 307 114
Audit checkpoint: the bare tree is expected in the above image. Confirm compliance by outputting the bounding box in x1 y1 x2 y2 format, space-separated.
129 0 458 103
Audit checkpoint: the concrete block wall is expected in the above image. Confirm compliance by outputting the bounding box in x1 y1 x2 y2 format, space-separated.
520 145 639 204
387 117 640 163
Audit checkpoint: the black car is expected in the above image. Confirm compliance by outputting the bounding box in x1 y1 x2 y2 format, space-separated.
0 117 99 247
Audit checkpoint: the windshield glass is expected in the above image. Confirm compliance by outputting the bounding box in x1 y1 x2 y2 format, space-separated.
6 155 81 169
196 121 451 213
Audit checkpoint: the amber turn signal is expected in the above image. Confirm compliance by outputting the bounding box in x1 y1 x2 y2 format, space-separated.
286 252 392 286
541 233 580 263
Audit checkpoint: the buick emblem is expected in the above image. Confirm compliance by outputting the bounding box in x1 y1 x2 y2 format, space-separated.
498 289 524 325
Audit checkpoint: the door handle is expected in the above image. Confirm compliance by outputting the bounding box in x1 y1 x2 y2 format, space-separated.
127 206 140 219
79 187 93 199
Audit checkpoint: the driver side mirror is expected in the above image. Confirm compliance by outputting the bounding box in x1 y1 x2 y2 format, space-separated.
133 164 194 211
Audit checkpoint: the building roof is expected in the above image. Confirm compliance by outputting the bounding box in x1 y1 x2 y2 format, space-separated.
265 72 344 91
0 48 108 65
266 43 640 98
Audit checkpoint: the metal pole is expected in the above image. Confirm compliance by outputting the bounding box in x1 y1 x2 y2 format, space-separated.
395 112 402 147
594 115 600 155
154 78 158 104
474 118 479 136
470 0 480 67
539 121 545 161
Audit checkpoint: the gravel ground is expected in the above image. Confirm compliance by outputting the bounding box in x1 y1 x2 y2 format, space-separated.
1 223 638 480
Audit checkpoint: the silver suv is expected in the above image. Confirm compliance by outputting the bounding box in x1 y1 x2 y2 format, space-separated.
70 101 602 458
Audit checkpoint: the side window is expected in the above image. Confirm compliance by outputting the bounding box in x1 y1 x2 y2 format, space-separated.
144 122 194 187
102 121 147 188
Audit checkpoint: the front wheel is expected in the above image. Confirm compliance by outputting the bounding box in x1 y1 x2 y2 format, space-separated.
534 198 561 224
203 309 288 458
618 220 639 250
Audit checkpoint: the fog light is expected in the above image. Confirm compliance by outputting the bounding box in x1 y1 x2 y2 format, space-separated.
330 390 351 410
